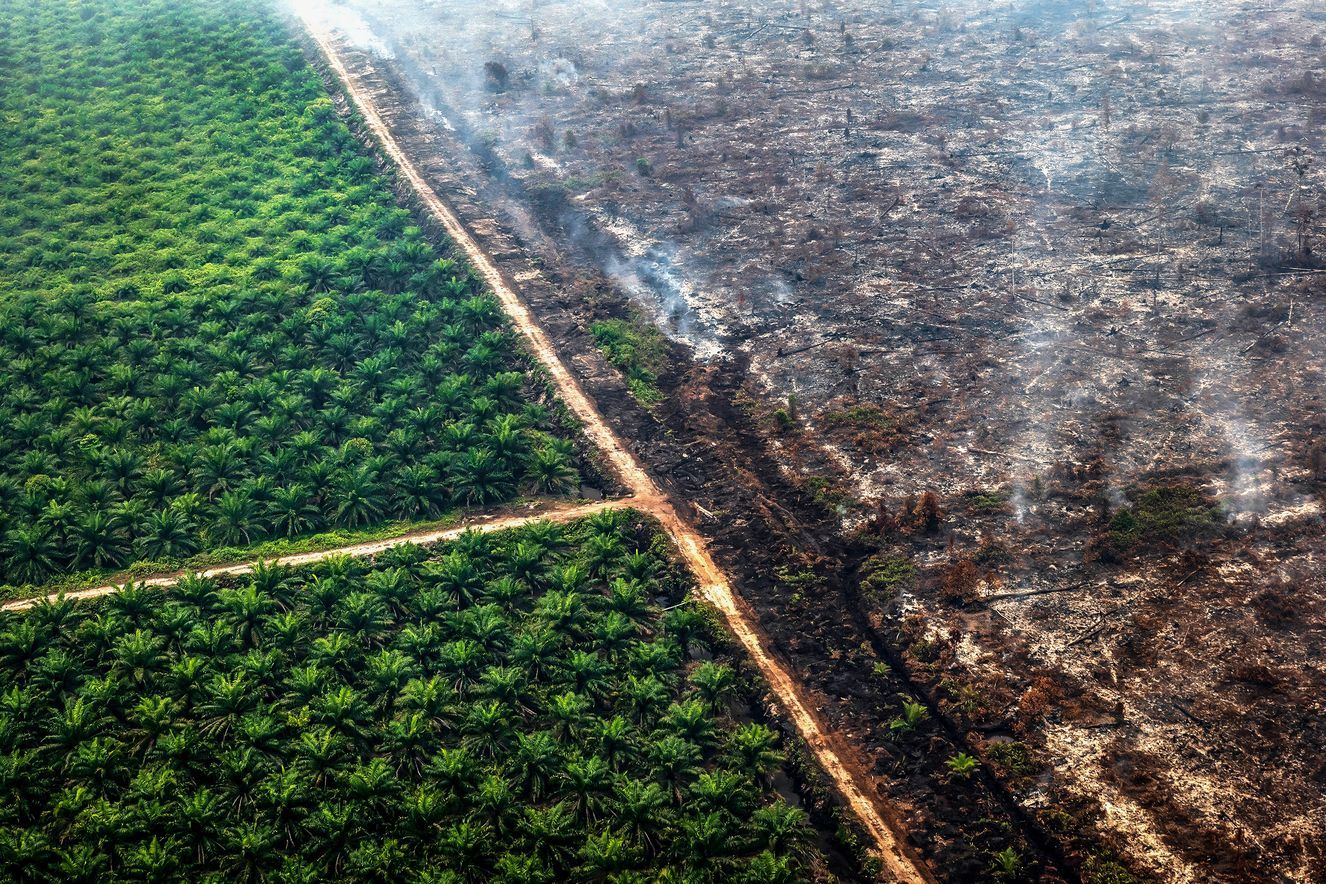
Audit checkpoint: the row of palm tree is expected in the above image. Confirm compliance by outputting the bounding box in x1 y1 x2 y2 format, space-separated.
0 0 587 587
0 510 823 881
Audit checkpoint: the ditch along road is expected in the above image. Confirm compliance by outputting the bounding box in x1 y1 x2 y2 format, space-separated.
299 13 932 884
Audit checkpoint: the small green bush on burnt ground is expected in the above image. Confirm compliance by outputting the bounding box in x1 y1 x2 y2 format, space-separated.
0 511 822 881
0 0 582 588
590 317 668 407
1093 485 1224 561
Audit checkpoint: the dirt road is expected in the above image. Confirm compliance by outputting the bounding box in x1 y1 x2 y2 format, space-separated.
2 499 618 613
296 10 932 881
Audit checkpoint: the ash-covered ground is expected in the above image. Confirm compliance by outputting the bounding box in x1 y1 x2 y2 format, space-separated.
299 0 1326 879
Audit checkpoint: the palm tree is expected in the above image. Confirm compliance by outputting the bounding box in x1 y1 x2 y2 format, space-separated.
565 649 610 699
212 489 260 546
72 510 129 570
218 584 276 649
438 820 493 882
124 836 183 881
670 812 737 877
346 838 408 882
612 780 670 854
580 531 625 578
473 773 518 836
450 448 512 506
46 696 105 751
344 756 400 819
526 446 578 495
331 466 384 528
398 676 455 725
385 712 436 777
662 607 706 659
136 508 198 561
649 735 701 801
195 443 246 499
293 727 349 788
474 666 526 714
438 639 487 697
726 723 785 783
547 691 592 742
365 648 416 707
112 629 167 686
389 463 442 520
219 821 280 884
520 802 578 870
511 731 560 802
688 769 753 817
268 484 320 538
297 256 338 293
313 686 371 743
621 674 671 725
576 829 641 880
750 802 813 859
688 662 737 713
461 699 511 763
662 699 716 748
592 716 636 771
56 844 110 881
559 755 613 823
592 612 636 659
335 591 390 647
3 524 57 584
424 552 485 609
741 850 799 884
199 672 256 740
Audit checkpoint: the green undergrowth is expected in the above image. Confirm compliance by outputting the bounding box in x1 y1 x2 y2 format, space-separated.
590 317 668 408
1106 485 1224 550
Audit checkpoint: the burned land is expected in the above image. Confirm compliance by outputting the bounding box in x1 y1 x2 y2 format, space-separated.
303 1 1326 880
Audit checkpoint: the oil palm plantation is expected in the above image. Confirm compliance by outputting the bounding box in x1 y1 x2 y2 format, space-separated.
0 513 824 881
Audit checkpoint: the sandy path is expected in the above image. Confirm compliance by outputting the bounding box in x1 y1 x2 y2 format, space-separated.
2 499 618 613
296 12 931 881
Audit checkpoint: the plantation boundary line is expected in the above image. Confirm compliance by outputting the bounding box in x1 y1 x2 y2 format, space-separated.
298 13 931 882
2 499 618 613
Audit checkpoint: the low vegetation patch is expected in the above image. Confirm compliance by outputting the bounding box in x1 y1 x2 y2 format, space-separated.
590 317 668 407
1104 485 1224 552
965 488 1010 513
0 511 825 880
818 401 914 454
860 554 916 600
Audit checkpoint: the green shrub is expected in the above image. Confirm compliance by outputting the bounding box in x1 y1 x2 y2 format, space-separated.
590 317 668 407
986 740 1034 777
861 555 916 596
1107 485 1224 549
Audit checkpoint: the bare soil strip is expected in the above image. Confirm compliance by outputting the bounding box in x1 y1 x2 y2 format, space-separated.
2 499 618 613
298 14 931 882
